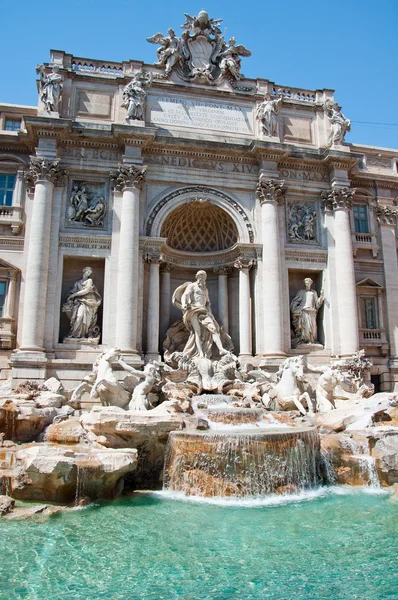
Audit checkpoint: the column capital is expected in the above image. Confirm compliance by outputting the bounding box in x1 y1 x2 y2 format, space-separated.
160 262 174 274
376 205 398 226
321 186 355 211
143 250 162 264
255 177 285 205
234 257 256 270
213 266 231 276
7 271 18 281
25 157 67 187
110 164 146 192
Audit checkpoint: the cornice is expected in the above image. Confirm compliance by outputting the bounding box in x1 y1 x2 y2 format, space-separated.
143 145 257 165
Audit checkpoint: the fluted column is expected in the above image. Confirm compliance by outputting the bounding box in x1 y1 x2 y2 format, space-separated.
214 267 229 334
234 258 254 357
256 178 286 358
377 206 398 358
322 187 359 355
20 158 65 350
111 165 146 353
160 263 172 344
145 252 161 361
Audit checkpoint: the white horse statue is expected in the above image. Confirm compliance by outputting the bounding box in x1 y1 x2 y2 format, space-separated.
262 356 315 416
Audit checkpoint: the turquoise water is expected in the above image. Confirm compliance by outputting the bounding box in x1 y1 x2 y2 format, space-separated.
0 488 397 600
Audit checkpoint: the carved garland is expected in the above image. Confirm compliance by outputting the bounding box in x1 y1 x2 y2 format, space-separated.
145 186 254 242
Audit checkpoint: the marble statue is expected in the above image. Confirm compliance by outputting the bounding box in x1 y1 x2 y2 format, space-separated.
67 182 106 227
219 37 251 80
290 278 324 346
256 92 283 137
173 270 230 360
324 99 351 146
287 202 317 241
117 359 160 411
62 267 102 342
121 71 152 122
147 10 251 86
147 29 183 76
262 355 315 415
36 64 63 113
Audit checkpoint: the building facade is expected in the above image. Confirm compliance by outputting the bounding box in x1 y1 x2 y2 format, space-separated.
0 11 397 390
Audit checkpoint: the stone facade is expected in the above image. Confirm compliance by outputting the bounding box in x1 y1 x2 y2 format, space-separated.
0 10 397 391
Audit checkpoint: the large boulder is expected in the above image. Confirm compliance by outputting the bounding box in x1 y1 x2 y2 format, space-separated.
80 407 185 487
9 443 137 503
368 428 398 486
0 495 14 515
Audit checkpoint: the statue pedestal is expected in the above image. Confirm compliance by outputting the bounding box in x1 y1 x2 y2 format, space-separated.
38 110 60 118
63 337 100 345
291 343 324 353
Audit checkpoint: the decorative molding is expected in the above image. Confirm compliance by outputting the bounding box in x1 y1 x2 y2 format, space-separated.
110 164 146 191
255 178 286 205
321 186 355 211
285 248 327 265
0 237 24 250
144 241 261 269
376 205 398 226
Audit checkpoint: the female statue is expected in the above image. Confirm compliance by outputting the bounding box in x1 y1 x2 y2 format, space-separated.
62 267 102 341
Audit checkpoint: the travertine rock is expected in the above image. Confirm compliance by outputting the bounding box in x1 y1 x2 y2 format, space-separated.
315 393 397 432
0 495 15 515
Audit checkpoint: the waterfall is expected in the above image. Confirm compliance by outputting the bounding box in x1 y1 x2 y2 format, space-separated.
0 450 14 496
164 428 321 498
340 437 380 488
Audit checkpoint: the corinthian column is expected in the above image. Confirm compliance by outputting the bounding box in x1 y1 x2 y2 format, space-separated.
160 263 172 344
376 206 398 359
256 178 286 359
20 158 66 350
111 165 146 353
145 252 161 361
234 259 254 357
322 187 359 355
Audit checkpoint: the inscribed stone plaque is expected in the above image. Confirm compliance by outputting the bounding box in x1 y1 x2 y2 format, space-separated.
148 96 253 135
76 90 113 118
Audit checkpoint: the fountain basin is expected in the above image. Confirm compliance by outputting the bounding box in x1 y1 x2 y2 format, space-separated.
164 427 321 498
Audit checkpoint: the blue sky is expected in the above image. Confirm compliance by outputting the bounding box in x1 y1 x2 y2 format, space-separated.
2 0 397 149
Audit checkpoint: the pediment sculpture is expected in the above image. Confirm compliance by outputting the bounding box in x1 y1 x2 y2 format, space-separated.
147 9 251 86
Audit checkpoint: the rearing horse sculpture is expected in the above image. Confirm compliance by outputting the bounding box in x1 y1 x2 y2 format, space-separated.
262 356 315 416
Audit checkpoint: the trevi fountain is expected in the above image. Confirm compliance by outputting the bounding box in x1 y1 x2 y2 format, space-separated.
0 8 397 600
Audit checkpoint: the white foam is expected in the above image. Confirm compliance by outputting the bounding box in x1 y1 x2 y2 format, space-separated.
152 485 390 507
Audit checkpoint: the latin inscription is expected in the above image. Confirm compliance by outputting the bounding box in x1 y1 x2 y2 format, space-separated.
145 155 258 174
148 96 253 134
60 147 121 161
59 236 111 250
280 169 329 183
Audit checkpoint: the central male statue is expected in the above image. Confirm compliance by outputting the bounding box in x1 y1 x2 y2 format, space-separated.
172 270 230 360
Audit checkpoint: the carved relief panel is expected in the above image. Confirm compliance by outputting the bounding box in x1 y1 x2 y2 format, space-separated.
65 178 109 231
286 200 320 245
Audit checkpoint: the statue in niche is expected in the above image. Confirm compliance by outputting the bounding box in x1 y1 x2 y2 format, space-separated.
172 270 232 360
324 99 350 146
67 182 106 228
256 92 283 137
36 64 63 113
218 37 251 80
62 267 102 343
121 70 152 122
287 202 317 242
146 29 184 77
290 278 324 346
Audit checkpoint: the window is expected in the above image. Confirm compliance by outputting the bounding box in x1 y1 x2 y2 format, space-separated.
353 205 369 233
0 281 6 318
4 119 21 132
363 297 377 329
0 174 15 206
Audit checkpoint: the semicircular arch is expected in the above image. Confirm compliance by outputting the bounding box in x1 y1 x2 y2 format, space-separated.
145 186 254 244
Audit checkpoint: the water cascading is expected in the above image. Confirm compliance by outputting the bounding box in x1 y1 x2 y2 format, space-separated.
163 427 322 498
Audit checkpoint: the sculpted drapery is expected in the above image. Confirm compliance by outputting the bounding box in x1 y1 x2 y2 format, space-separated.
62 267 102 340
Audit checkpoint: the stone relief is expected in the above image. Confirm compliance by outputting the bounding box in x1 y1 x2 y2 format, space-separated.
62 267 102 343
121 70 152 122
290 278 324 347
36 64 63 113
66 181 107 228
147 10 251 86
256 92 283 137
287 201 317 242
324 99 350 146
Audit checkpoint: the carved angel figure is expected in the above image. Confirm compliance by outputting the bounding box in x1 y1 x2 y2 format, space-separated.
219 37 251 80
256 92 283 137
122 71 151 122
324 99 351 146
147 29 183 76
36 64 63 112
